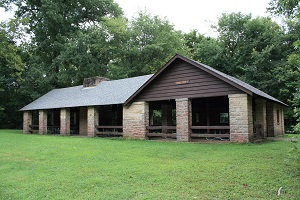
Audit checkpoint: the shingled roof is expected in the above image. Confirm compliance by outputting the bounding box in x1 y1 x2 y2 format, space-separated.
20 74 153 111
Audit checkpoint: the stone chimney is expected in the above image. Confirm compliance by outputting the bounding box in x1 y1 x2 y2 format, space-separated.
83 77 109 87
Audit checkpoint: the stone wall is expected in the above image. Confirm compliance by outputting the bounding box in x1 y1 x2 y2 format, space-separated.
87 106 99 137
123 102 149 139
60 108 70 136
267 102 285 137
39 110 47 134
229 94 253 142
23 111 32 134
176 98 192 142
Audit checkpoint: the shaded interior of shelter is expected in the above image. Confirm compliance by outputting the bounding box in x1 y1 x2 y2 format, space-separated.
30 108 80 134
146 96 230 141
96 104 123 137
29 105 124 136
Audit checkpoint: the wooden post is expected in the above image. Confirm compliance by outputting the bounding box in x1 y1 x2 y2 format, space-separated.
87 106 98 137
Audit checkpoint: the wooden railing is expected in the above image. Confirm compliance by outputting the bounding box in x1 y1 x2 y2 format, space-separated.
146 126 177 138
190 126 230 140
95 125 123 136
28 125 61 134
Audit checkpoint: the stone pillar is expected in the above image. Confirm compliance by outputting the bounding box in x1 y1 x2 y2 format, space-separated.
87 106 99 137
228 94 253 142
23 111 32 134
162 104 173 133
79 107 87 136
270 103 285 137
39 110 47 134
176 98 192 142
60 108 70 136
255 99 267 138
123 102 149 139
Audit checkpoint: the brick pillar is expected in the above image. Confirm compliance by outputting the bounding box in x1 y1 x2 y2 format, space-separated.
87 106 98 137
23 111 32 134
123 102 149 139
228 94 253 142
60 108 70 136
176 98 192 142
39 110 47 134
79 107 87 136
162 104 173 133
255 99 267 138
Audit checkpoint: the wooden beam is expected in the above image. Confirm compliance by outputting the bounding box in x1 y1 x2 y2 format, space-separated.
95 125 123 129
146 133 177 139
96 132 123 136
191 134 230 138
190 126 230 130
146 126 176 130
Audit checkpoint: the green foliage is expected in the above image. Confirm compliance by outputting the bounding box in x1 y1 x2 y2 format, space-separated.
292 91 300 133
184 30 223 69
268 0 300 17
2 0 123 90
0 130 299 199
0 24 27 128
108 12 190 78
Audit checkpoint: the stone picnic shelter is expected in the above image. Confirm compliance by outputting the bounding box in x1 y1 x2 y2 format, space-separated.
21 54 286 142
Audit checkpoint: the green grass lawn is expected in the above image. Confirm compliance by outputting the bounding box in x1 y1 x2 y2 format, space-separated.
0 130 299 199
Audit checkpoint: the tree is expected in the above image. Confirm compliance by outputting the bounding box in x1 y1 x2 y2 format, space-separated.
213 12 252 76
107 12 190 78
0 24 27 128
268 0 300 17
268 0 300 133
1 0 122 91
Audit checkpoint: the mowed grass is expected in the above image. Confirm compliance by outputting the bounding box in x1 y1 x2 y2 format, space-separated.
0 130 299 199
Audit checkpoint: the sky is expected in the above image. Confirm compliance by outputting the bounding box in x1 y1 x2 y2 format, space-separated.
114 0 272 36
1 0 272 37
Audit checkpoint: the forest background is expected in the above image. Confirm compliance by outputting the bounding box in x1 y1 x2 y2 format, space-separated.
0 0 299 133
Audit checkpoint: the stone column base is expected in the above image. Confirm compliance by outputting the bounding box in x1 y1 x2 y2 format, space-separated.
123 102 149 139
230 133 251 143
176 98 191 142
23 111 32 134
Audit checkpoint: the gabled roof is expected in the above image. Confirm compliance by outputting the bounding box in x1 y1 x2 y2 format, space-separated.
125 54 287 106
21 54 287 111
20 74 153 111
